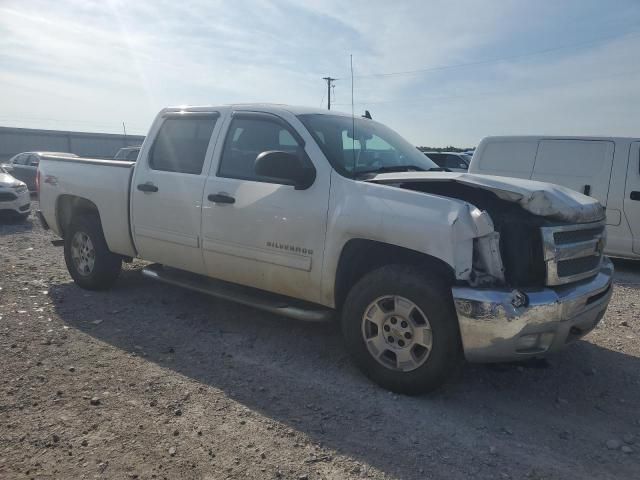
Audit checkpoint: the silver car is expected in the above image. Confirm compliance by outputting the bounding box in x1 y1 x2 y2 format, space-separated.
0 164 31 220
3 151 78 191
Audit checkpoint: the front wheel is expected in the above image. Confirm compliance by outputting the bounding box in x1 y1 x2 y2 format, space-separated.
341 265 463 395
64 215 122 290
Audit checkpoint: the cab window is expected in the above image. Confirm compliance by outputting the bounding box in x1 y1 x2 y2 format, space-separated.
218 115 306 182
149 115 218 174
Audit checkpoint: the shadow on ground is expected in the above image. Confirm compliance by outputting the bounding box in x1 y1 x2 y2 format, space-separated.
612 258 640 288
0 214 33 235
48 267 640 479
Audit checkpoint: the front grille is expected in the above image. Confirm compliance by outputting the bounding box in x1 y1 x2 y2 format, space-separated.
541 221 606 286
557 255 601 277
554 226 605 245
0 192 17 201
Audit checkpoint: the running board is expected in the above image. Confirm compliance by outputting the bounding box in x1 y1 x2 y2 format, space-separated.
141 264 334 322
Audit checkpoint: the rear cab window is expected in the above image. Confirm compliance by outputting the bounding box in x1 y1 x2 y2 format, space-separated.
149 115 219 174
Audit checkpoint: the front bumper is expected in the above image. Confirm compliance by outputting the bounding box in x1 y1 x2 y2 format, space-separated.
0 189 31 215
452 257 613 362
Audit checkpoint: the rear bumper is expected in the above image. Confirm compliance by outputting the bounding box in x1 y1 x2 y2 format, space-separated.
452 257 613 362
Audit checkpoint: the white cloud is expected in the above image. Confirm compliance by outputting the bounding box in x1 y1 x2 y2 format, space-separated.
0 0 638 145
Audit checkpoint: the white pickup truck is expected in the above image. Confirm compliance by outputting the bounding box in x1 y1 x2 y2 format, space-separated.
37 104 613 394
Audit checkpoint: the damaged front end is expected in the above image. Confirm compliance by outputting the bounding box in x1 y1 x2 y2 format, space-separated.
369 172 613 362
468 208 505 287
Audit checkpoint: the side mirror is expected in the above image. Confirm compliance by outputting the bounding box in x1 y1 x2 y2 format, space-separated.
254 150 316 190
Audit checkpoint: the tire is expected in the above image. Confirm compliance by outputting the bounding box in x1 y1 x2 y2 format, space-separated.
341 264 463 395
64 214 122 290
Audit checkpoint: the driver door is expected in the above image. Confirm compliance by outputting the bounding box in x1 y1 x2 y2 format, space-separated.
201 111 330 303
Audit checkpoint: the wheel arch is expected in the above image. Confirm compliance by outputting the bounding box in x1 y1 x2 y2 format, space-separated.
55 195 101 238
333 238 455 310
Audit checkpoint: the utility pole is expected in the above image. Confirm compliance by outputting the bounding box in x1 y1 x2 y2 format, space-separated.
322 76 337 110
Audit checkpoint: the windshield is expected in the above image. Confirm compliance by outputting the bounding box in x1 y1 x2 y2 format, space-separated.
297 114 438 177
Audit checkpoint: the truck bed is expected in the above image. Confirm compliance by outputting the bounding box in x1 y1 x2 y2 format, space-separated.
38 154 137 257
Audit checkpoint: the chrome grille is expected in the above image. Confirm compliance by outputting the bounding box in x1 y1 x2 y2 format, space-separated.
541 221 606 286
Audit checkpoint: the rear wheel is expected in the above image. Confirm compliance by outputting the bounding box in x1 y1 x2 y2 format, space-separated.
64 215 122 290
341 264 463 395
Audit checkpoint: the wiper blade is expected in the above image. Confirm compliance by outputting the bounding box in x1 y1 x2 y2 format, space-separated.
355 165 426 176
427 167 451 172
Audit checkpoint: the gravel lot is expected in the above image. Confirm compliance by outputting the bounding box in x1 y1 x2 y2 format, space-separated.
1 202 639 480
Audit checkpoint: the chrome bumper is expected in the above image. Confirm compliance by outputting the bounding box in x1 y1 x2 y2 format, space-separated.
452 257 613 362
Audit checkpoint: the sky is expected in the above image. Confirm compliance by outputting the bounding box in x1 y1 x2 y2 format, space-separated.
1 0 639 147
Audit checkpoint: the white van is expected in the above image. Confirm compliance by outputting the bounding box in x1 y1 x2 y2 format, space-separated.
469 136 640 260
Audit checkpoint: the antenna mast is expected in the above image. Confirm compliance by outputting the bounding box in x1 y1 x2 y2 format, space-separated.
350 54 356 172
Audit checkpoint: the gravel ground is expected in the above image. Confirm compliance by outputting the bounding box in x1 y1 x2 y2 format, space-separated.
1 202 639 480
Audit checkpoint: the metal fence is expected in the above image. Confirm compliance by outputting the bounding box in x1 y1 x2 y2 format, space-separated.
0 126 145 162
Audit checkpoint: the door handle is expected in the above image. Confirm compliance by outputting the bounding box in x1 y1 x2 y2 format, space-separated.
631 191 640 201
208 193 235 204
137 183 158 193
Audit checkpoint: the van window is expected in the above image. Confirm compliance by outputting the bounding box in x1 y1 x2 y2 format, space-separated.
477 141 538 176
149 116 218 174
534 140 613 176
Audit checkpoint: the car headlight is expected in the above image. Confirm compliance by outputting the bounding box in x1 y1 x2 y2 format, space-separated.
14 185 27 194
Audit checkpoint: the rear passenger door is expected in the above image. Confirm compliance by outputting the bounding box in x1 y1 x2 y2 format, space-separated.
131 112 222 274
531 140 615 207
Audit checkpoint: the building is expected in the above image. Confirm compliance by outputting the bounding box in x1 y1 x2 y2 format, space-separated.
0 126 145 162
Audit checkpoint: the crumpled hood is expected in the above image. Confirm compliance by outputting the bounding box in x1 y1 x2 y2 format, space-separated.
0 171 24 188
368 172 604 223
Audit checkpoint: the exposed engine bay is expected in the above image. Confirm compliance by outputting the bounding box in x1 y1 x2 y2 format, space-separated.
400 181 548 287
368 173 605 289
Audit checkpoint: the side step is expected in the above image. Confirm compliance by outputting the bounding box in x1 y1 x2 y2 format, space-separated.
141 264 334 322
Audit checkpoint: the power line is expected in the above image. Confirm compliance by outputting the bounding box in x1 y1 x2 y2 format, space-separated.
351 29 640 79
333 66 640 107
